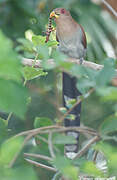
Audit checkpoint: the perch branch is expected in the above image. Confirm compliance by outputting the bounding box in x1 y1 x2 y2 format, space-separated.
22 57 104 71
25 158 57 172
22 57 117 77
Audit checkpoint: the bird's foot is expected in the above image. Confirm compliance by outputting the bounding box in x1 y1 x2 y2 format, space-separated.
79 58 83 65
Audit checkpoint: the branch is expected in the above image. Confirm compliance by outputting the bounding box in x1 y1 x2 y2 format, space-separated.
24 153 52 161
14 125 61 138
35 135 60 153
22 57 104 71
58 88 94 124
73 136 100 160
11 125 99 166
44 127 98 136
48 132 55 158
25 158 57 172
22 57 117 75
14 125 98 140
102 0 117 18
9 134 33 168
22 57 55 68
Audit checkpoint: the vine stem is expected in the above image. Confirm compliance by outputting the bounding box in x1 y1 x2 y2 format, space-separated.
7 112 13 124
24 158 57 172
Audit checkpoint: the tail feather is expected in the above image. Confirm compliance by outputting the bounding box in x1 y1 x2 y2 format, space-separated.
63 72 81 155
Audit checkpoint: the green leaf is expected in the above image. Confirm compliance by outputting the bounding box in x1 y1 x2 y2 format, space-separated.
77 78 95 94
102 135 117 142
97 86 117 101
96 59 115 87
51 50 67 67
0 79 29 118
59 107 67 114
37 45 49 64
17 38 34 53
63 98 77 109
32 35 58 47
32 35 46 46
71 65 97 93
81 161 103 177
66 114 76 120
46 40 58 47
1 165 38 180
99 115 117 135
0 136 24 166
53 134 77 144
23 66 47 81
52 156 78 180
34 117 53 128
0 30 22 82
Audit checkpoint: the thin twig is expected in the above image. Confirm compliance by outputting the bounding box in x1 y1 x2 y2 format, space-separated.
24 153 52 161
9 127 99 167
7 112 13 124
9 126 60 167
48 132 55 158
102 0 117 18
37 135 60 153
25 158 57 172
9 125 99 166
37 135 48 144
40 127 98 136
59 88 94 124
14 125 97 139
14 125 61 138
9 134 33 168
13 126 98 143
73 136 100 160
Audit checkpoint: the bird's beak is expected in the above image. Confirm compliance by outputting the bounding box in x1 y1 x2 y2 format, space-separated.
50 11 59 19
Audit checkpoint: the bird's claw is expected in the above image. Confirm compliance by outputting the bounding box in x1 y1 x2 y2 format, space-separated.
80 58 83 65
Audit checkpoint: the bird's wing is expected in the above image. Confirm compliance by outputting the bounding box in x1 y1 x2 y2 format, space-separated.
79 24 87 49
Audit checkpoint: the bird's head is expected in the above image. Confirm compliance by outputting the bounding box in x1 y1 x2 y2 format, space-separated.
50 8 70 19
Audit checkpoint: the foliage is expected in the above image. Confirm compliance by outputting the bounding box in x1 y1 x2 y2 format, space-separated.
0 0 117 180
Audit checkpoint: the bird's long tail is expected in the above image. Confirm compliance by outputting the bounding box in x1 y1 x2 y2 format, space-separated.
63 72 81 158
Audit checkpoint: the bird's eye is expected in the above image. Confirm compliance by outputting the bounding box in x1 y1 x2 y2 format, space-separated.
61 8 65 14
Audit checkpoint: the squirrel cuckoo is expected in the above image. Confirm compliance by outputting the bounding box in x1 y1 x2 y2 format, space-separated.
50 8 87 159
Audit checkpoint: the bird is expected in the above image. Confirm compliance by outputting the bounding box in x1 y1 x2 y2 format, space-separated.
50 8 87 159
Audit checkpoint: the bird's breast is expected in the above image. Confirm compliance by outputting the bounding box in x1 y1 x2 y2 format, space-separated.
57 28 86 59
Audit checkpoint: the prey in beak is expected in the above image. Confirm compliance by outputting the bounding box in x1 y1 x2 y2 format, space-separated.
50 11 59 19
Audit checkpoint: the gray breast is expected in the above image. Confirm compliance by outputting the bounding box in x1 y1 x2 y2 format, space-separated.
57 27 86 59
